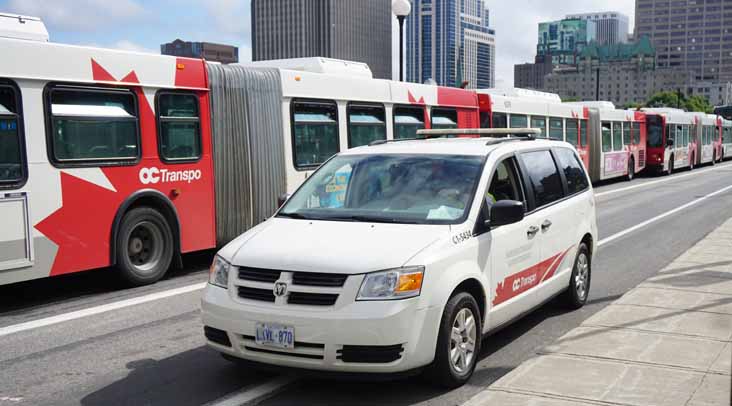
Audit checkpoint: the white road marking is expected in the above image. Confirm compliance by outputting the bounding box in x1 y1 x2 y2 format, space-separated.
204 376 298 406
594 162 732 198
0 282 206 338
598 183 732 247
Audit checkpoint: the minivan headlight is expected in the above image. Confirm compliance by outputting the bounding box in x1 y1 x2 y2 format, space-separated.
357 266 425 301
209 256 231 289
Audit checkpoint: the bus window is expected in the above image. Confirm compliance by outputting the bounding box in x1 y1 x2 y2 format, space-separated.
566 119 579 146
431 108 458 130
667 124 675 146
724 127 732 143
682 126 689 146
613 122 623 151
646 115 663 148
622 122 631 146
393 106 424 140
0 83 24 185
509 114 528 128
632 122 641 145
602 122 612 152
492 112 508 128
549 117 563 140
347 103 386 148
48 86 139 164
157 92 202 162
675 125 684 147
292 100 339 169
480 112 491 128
531 116 547 138
580 119 588 146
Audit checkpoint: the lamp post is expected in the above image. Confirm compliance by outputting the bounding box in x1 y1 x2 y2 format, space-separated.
392 0 411 81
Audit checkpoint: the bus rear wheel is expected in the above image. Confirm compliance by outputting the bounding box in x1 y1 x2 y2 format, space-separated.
667 157 674 175
116 207 174 286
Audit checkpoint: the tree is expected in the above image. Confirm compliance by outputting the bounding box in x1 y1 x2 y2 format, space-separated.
644 91 713 113
562 96 580 102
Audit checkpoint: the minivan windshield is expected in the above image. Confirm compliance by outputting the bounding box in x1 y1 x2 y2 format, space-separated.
279 154 485 225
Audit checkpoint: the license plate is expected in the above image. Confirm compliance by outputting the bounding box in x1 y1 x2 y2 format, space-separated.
255 323 294 349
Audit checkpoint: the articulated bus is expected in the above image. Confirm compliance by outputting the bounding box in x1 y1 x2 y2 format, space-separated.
722 118 732 160
476 89 647 182
642 108 698 174
0 17 479 287
692 114 724 165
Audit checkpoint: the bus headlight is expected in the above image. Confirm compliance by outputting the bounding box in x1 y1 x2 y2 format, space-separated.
209 256 231 289
357 266 424 301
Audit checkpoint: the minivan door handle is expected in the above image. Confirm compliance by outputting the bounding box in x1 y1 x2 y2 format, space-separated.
541 220 552 231
527 225 539 238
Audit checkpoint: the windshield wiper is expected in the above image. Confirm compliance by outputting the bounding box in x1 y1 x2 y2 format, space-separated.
276 212 311 220
327 215 420 224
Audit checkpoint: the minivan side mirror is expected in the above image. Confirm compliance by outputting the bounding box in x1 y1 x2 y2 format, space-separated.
666 138 674 147
489 200 525 227
277 193 291 208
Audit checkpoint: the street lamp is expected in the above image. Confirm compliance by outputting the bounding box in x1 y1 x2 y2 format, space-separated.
392 0 411 81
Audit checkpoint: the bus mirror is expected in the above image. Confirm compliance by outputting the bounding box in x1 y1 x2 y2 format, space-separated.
666 138 674 147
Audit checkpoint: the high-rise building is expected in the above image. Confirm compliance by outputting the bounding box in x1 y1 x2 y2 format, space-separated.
635 0 732 83
251 0 392 79
537 18 596 66
406 0 496 89
514 59 554 90
161 39 238 64
566 11 629 45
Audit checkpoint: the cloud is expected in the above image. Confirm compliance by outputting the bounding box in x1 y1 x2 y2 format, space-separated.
5 0 146 31
485 0 635 87
204 0 251 40
113 40 158 54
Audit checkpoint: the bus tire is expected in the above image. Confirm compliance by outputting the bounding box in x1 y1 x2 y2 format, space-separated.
712 152 717 165
561 242 591 309
115 207 174 286
423 292 481 389
626 157 635 181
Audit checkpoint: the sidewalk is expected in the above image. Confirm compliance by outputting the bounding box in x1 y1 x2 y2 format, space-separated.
466 219 732 406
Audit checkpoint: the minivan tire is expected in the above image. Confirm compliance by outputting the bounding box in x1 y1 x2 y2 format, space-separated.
423 292 482 389
561 242 591 309
115 207 174 286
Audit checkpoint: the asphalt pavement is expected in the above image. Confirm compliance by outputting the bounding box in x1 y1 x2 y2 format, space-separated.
2 162 732 406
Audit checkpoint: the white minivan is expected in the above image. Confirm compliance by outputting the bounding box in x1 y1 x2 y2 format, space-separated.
201 129 598 388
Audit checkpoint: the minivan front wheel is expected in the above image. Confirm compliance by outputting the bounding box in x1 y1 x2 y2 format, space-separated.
424 292 482 388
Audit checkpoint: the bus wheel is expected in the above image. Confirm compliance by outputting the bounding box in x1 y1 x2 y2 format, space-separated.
116 207 174 286
712 152 717 165
626 158 635 181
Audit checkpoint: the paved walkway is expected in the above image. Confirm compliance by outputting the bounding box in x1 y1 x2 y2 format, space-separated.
466 219 732 406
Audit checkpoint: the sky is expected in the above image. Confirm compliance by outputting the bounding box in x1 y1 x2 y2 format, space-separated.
1 0 635 87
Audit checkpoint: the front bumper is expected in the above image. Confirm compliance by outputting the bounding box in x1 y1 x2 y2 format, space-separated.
200 285 442 373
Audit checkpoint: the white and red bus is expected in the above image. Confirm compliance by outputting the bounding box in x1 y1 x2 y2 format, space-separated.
722 118 732 160
476 89 646 182
0 16 480 286
642 108 697 174
692 113 724 165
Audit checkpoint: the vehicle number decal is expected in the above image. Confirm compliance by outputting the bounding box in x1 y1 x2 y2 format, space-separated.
452 231 472 245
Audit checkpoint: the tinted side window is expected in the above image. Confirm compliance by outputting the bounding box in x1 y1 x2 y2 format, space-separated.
487 158 523 203
347 104 386 148
509 114 528 128
632 122 641 145
393 106 424 139
612 122 623 151
520 150 564 208
157 92 201 161
601 122 612 152
555 148 589 195
431 108 458 129
0 83 25 185
531 116 547 138
492 112 508 128
48 86 139 164
566 119 578 146
549 118 563 140
580 119 588 146
292 100 339 169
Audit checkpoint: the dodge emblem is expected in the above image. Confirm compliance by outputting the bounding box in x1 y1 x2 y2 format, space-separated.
273 281 288 297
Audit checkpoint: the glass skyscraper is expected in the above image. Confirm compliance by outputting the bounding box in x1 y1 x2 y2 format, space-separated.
406 0 496 89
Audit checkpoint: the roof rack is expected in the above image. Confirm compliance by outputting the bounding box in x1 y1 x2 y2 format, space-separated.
368 128 541 147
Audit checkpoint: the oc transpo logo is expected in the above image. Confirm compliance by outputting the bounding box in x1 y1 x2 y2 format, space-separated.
138 167 202 185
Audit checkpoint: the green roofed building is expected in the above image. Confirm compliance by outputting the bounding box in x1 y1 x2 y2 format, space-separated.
544 36 689 106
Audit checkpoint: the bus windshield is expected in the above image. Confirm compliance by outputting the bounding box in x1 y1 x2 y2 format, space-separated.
279 154 485 225
646 115 664 148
